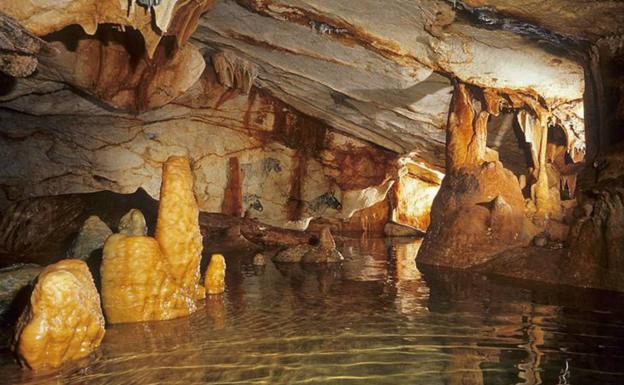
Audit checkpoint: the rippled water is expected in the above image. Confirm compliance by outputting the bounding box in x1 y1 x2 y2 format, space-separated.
2 238 624 385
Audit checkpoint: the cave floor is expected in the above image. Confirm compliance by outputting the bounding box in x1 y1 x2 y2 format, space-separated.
1 238 624 385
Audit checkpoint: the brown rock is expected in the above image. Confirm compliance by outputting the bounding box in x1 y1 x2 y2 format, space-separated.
319 226 336 249
13 260 105 370
418 82 526 268
204 254 226 295
252 253 266 266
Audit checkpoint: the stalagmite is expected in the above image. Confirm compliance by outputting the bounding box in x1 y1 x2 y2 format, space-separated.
155 156 205 300
418 82 526 268
13 260 105 370
101 156 205 323
118 209 147 236
204 254 226 295
101 234 197 323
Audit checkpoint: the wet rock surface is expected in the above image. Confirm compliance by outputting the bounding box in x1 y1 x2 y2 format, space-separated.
13 259 105 370
273 227 343 263
101 156 205 323
204 254 226 295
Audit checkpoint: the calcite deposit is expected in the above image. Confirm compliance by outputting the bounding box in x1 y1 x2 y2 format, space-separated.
101 156 204 323
204 254 226 295
101 234 197 323
418 83 526 268
273 227 343 263
118 209 148 236
13 260 105 370
0 0 623 294
155 156 205 300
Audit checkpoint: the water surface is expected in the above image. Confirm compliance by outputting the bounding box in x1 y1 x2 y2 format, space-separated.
2 238 624 385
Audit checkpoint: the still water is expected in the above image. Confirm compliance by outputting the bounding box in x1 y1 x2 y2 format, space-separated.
1 238 623 385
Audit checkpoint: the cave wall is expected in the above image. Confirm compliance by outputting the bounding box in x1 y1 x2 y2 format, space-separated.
0 67 401 229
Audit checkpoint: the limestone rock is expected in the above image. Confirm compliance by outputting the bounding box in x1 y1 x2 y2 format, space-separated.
204 254 225 295
0 68 398 231
118 209 147 236
13 259 105 370
65 216 112 261
100 156 204 324
273 244 312 263
384 222 422 238
101 234 197 323
0 195 86 266
212 50 259 94
40 27 206 112
273 227 343 263
0 0 217 58
0 13 56 77
252 253 266 266
301 246 343 264
155 156 205 300
0 264 42 323
418 83 527 268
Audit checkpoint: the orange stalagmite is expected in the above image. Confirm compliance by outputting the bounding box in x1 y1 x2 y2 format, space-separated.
14 260 105 370
101 234 197 323
155 156 205 300
101 155 205 324
204 254 226 295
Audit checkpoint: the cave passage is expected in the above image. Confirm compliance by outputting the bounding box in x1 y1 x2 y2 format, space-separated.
0 0 623 384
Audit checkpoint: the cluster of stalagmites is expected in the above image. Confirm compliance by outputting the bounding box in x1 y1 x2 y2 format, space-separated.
11 156 227 370
418 81 585 268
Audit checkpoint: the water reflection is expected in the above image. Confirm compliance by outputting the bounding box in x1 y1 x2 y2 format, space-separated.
1 238 624 385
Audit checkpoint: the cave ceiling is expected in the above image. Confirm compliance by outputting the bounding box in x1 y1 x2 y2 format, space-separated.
2 0 623 170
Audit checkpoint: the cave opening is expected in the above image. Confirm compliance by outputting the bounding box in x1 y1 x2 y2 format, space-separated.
0 1 623 384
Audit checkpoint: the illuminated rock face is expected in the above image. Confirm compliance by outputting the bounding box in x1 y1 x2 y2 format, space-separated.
101 156 204 323
418 83 526 268
101 234 197 323
155 156 205 300
204 254 225 295
14 259 105 370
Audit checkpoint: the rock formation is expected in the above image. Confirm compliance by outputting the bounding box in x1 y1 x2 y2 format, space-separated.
204 254 226 295
118 209 147 236
212 50 258 94
101 233 198 323
273 226 343 263
0 264 42 324
13 259 105 370
154 156 205 300
0 13 56 77
418 83 526 268
101 155 204 323
65 216 112 261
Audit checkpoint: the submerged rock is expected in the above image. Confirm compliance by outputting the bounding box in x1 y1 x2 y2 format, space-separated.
13 259 105 370
65 216 112 261
118 209 147 236
273 227 343 263
252 253 266 266
384 222 423 237
205 254 226 295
